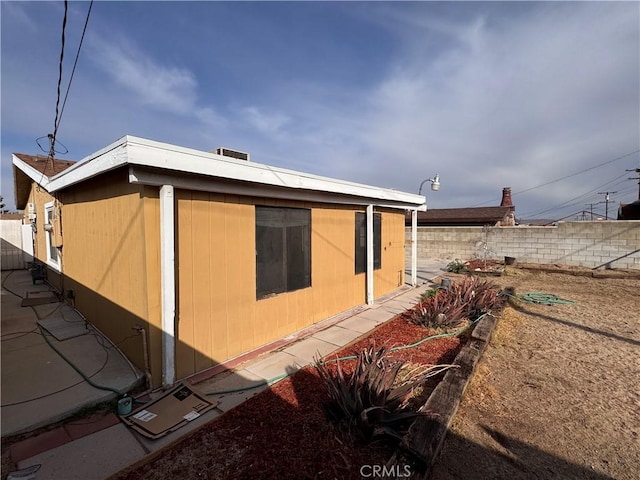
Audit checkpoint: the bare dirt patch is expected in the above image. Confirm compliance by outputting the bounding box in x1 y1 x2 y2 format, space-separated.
431 268 640 480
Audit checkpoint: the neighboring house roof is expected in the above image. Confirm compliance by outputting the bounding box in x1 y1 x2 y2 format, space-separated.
408 206 514 226
12 154 76 209
13 136 426 211
618 200 640 220
0 213 24 220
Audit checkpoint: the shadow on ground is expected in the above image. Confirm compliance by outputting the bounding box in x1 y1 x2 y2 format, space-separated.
429 425 615 480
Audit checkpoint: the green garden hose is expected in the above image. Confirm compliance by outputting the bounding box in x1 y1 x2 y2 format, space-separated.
516 292 575 305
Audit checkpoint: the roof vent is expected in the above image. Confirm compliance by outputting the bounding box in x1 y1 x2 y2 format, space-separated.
213 147 250 162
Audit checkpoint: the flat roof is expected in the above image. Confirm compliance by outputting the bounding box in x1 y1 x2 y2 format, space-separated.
14 135 425 211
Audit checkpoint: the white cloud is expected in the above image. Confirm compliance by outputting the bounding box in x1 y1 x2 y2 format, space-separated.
88 36 199 115
241 106 290 136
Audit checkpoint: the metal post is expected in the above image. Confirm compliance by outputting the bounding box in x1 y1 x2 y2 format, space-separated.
411 210 417 286
366 204 374 305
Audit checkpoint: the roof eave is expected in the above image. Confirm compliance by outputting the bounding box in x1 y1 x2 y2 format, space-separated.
45 135 426 209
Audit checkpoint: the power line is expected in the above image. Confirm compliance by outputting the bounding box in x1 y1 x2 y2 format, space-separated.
56 0 94 134
519 171 629 217
50 0 68 159
471 148 640 207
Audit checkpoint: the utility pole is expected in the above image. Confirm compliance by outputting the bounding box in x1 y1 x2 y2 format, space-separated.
585 202 604 220
626 168 640 200
597 191 617 220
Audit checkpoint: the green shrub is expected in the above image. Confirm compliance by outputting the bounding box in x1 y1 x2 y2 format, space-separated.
445 259 467 273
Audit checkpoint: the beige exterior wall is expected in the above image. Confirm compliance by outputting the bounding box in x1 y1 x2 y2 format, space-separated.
22 170 407 386
374 209 406 297
57 169 163 385
23 185 62 289
175 191 406 379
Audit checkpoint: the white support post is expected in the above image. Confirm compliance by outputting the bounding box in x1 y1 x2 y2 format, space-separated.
411 209 418 286
160 185 176 386
366 204 374 305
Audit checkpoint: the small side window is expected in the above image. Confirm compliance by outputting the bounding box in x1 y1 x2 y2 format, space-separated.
355 212 381 274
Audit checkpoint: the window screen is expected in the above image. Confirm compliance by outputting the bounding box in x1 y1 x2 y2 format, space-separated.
256 206 311 299
355 212 381 274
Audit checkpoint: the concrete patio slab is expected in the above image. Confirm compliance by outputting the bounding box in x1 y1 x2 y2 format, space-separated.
17 424 145 480
358 308 397 323
197 369 270 413
244 351 305 381
283 336 338 363
312 325 362 347
1 270 143 438
334 315 380 334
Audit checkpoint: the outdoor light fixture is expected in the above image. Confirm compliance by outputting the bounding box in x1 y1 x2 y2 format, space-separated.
418 174 440 195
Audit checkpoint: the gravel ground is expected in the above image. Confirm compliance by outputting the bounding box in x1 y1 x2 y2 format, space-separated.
430 267 640 480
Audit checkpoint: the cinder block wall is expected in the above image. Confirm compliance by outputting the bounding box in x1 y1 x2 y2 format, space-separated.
405 221 640 269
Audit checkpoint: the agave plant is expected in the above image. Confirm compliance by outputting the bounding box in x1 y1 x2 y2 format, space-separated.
315 346 432 442
411 290 467 329
449 276 505 319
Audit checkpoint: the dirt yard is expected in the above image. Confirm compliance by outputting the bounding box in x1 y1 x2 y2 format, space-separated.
430 267 640 480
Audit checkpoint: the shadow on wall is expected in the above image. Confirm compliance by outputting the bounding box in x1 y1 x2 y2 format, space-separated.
1 237 29 271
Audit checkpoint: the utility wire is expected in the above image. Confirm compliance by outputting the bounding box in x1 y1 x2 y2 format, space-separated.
56 0 94 134
50 0 68 159
519 172 629 218
472 149 640 207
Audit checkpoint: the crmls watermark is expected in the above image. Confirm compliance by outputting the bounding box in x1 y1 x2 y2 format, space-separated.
360 464 411 478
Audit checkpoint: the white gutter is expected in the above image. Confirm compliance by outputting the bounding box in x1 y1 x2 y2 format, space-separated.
411 209 418 287
159 185 176 386
366 204 374 305
43 135 426 210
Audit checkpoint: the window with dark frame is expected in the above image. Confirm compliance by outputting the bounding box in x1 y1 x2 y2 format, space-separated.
355 211 381 274
256 206 311 299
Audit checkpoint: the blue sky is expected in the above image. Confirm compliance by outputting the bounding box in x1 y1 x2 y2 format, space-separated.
2 1 639 219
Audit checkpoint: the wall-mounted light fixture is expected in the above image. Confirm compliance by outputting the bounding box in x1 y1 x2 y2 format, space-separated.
418 174 440 195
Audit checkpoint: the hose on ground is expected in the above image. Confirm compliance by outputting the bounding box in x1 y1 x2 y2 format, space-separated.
204 312 492 396
515 292 575 305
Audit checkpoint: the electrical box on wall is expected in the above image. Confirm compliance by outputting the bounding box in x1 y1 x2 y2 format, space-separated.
52 215 63 247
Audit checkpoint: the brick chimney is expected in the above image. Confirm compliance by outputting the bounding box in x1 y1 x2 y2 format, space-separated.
500 187 513 207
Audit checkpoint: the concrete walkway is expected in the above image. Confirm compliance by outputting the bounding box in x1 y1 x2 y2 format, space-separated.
1 270 143 437
5 261 447 480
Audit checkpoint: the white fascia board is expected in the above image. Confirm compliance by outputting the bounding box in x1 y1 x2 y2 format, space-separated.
47 138 129 192
45 135 426 208
124 138 425 207
129 167 426 210
12 154 51 189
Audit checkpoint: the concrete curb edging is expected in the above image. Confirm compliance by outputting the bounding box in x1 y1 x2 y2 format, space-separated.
389 313 499 479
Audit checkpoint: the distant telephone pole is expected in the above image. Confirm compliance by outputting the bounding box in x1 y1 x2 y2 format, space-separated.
585 201 604 220
597 191 617 220
626 168 640 200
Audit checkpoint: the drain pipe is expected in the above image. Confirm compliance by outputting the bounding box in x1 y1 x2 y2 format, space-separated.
134 325 153 390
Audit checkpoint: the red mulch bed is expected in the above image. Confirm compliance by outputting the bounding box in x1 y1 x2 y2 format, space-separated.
115 313 462 480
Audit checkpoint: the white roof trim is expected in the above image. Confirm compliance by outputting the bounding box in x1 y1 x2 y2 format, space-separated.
21 135 426 209
12 154 51 189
